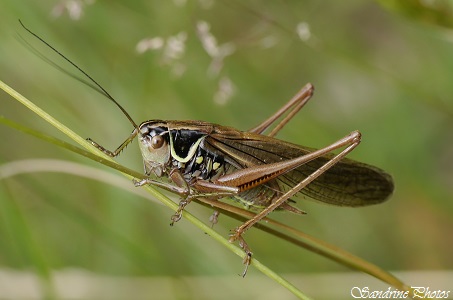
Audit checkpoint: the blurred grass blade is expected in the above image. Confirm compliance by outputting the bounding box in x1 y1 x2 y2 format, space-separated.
0 184 56 299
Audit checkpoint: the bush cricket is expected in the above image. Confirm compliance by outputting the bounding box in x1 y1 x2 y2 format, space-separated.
21 21 394 277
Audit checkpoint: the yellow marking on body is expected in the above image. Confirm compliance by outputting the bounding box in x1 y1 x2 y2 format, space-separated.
196 156 204 164
213 162 221 170
168 130 205 163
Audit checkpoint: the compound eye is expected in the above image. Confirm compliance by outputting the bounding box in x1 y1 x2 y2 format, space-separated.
150 135 165 149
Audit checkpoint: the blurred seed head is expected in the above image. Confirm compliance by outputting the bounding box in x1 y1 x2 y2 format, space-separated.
173 0 213 9
164 32 187 62
136 32 187 78
259 35 278 48
296 22 311 41
51 0 94 20
136 37 165 53
214 77 236 105
196 20 236 77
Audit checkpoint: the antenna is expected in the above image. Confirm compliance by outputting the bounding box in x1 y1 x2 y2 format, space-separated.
18 20 141 133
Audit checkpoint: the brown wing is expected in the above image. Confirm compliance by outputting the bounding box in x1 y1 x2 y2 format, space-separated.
203 127 394 207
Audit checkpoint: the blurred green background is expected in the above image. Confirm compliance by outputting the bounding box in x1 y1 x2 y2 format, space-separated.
1 0 452 299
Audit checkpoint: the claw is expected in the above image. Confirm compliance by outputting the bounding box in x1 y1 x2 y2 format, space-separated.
229 229 253 277
170 209 183 226
170 213 182 226
170 198 190 226
133 178 147 187
241 251 252 278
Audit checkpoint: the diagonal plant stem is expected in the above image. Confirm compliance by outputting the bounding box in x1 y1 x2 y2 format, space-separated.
0 114 411 291
1 79 418 299
0 79 313 299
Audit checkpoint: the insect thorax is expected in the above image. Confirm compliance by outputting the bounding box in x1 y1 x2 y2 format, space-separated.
139 121 282 210
139 121 230 181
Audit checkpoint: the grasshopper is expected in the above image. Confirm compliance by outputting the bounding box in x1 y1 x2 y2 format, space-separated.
21 21 394 276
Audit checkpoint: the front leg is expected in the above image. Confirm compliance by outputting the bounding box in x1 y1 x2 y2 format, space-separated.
135 168 240 225
132 168 192 225
168 168 191 225
168 170 240 225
